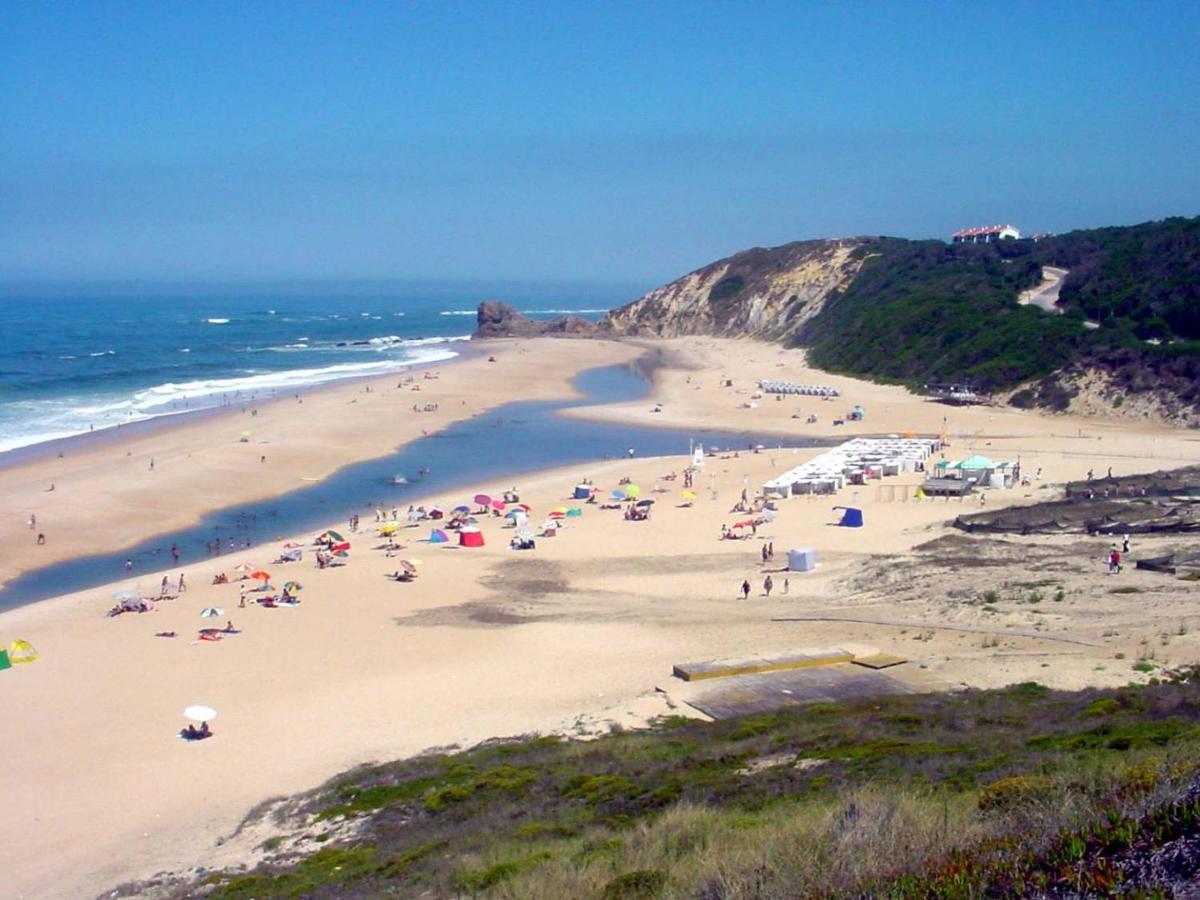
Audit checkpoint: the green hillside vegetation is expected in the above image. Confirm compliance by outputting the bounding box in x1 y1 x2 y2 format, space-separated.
799 216 1200 400
176 675 1200 898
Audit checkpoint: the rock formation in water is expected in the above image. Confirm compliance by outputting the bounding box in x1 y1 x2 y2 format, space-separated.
473 301 598 339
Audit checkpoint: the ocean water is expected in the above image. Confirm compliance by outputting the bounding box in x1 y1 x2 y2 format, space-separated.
0 284 626 455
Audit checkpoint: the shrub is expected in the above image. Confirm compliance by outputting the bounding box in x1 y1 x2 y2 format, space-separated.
602 868 668 899
977 775 1054 812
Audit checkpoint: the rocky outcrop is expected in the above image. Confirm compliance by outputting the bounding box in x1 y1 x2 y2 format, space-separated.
600 238 868 341
473 301 598 339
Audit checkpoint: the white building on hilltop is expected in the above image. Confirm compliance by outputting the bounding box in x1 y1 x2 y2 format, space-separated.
952 224 1021 244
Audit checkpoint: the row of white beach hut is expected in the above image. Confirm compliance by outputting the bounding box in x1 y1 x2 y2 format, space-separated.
762 436 942 497
758 381 841 398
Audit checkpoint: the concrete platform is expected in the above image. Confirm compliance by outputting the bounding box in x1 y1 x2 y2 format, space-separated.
672 649 853 682
669 663 941 720
852 653 908 670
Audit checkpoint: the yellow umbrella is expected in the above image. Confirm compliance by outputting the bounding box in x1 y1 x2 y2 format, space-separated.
380 523 400 535
681 490 697 500
625 484 642 498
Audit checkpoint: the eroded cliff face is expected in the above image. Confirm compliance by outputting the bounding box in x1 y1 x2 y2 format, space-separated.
601 238 868 341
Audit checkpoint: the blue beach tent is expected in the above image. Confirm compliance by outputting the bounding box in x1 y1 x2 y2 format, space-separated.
834 506 864 527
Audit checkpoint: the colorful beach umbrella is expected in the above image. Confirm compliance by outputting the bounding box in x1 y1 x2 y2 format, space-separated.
635 498 655 507
625 484 642 498
399 560 417 575
681 490 697 500
491 499 506 511
610 489 626 500
566 507 583 517
250 570 271 581
200 607 223 618
283 581 303 592
319 530 345 542
233 563 254 573
473 493 492 506
379 523 400 535
453 504 470 514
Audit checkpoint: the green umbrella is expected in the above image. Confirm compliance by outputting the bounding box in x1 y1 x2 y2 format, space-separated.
283 581 303 592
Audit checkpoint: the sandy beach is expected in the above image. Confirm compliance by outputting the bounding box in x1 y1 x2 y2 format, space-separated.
1 335 1198 898
0 337 641 592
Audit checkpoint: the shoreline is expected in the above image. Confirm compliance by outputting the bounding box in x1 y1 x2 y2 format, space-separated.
0 337 642 592
0 341 484 472
2 335 1200 899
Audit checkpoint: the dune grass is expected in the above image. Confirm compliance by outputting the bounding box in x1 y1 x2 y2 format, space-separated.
185 672 1200 898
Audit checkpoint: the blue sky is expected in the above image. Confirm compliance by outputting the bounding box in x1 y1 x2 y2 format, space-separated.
2 1 1198 284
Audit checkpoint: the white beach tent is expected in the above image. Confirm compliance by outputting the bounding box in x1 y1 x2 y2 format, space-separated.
788 548 817 572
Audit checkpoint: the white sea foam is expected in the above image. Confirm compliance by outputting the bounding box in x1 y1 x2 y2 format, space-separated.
206 318 230 324
439 310 476 316
0 343 466 455
89 350 116 357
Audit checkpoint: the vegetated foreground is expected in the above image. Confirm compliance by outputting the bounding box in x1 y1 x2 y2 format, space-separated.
135 675 1200 898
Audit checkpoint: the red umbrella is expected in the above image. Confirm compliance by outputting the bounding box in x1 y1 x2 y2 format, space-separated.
491 499 506 511
249 570 272 581
332 542 351 552
474 493 492 506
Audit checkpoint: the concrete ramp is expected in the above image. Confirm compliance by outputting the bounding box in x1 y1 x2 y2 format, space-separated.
673 649 853 682
680 664 916 720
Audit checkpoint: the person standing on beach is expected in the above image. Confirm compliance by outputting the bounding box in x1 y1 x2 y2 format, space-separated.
783 578 789 595
763 576 774 597
28 514 35 530
1122 534 1131 554
178 573 186 592
160 575 169 596
741 579 751 600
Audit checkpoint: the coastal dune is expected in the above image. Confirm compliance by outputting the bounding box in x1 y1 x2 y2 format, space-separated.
1 336 1198 898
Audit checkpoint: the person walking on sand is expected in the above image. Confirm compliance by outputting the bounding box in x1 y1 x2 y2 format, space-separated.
1122 534 1131 554
28 513 35 530
178 573 186 592
741 579 751 600
783 578 789 596
763 575 774 597
160 575 169 596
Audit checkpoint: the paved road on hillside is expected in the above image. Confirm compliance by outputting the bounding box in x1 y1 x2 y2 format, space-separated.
1018 265 1069 313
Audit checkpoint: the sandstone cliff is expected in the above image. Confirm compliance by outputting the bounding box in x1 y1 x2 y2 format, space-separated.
600 238 868 341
